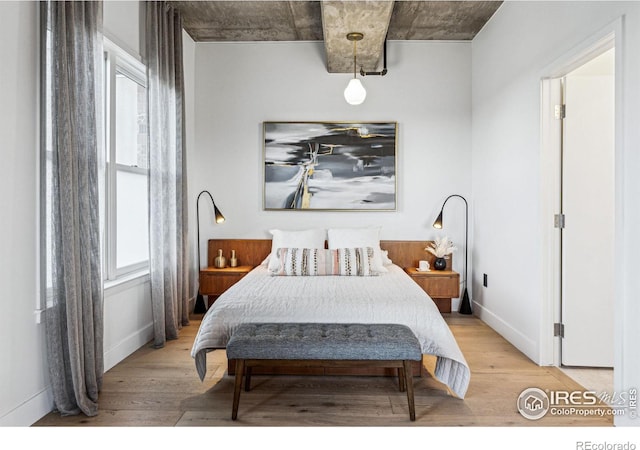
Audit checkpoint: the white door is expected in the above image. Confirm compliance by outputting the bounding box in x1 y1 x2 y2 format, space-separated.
561 48 615 367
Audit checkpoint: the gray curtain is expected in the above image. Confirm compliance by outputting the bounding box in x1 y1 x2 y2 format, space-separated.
45 1 104 417
146 1 190 348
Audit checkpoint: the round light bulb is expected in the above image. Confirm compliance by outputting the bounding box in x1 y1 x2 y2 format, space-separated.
344 78 366 105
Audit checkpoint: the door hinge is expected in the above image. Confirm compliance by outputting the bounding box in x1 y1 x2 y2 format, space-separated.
555 104 566 119
554 322 565 338
554 213 566 229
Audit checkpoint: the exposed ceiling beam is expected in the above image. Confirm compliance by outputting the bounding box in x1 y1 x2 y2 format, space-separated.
321 1 394 74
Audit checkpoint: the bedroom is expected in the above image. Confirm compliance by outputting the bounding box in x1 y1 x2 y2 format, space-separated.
1 0 639 441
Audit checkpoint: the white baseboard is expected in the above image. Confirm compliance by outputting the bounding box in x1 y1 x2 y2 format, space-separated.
1 323 153 426
104 322 154 371
473 301 540 365
2 320 151 426
0 387 53 427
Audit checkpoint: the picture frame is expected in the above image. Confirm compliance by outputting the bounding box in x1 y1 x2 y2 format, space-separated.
263 121 397 211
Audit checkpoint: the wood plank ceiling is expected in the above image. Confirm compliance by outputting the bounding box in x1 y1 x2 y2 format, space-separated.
169 1 503 73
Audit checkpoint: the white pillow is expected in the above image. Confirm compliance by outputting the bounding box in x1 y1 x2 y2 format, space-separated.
381 249 393 265
327 227 388 273
266 229 326 271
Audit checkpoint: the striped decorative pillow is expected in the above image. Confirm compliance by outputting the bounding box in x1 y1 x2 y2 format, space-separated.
270 247 378 276
331 247 377 276
271 248 323 276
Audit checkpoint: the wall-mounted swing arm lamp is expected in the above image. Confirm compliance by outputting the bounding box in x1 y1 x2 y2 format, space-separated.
433 194 472 315
343 32 367 105
194 190 225 314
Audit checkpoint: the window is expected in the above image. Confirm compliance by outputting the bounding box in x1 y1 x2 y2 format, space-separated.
42 26 148 312
104 40 149 280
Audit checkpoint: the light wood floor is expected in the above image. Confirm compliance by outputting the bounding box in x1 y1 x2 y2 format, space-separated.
33 313 613 427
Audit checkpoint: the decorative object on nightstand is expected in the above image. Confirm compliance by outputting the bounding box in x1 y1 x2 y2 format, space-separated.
195 190 225 314
425 237 456 271
433 194 472 315
214 249 227 269
229 250 238 267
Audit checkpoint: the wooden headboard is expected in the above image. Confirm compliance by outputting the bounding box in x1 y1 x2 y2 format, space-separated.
207 239 452 270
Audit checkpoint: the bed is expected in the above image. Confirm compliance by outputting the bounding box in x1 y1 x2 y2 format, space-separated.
190 231 471 399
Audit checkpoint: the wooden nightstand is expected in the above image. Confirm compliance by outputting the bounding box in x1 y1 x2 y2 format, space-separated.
200 266 253 307
404 268 460 313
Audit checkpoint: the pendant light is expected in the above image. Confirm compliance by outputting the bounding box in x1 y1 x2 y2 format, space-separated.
344 32 366 105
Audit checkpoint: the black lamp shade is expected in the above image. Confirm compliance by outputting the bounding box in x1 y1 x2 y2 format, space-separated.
214 205 225 224
433 211 443 229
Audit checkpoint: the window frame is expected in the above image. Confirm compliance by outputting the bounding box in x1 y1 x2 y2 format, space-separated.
103 38 150 282
39 8 52 315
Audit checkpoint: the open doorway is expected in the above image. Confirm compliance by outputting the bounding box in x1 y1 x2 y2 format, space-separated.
540 33 618 398
560 48 615 369
558 47 615 397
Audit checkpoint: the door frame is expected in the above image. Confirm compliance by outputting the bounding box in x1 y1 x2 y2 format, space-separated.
539 18 623 367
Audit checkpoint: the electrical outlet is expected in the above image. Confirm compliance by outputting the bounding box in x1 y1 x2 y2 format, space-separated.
483 273 488 287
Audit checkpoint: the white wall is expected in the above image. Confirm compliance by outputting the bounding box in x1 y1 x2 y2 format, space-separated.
471 1 640 426
103 277 153 371
0 1 47 427
191 41 472 293
103 0 142 58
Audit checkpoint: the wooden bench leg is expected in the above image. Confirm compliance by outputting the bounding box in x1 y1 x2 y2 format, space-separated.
403 360 416 421
244 366 252 391
398 366 406 392
232 359 245 420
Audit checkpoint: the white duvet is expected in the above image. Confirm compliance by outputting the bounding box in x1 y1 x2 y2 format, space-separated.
191 264 470 398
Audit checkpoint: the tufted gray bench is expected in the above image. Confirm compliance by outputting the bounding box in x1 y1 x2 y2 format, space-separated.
226 322 423 421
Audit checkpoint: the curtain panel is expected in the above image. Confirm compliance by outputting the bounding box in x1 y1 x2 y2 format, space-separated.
146 1 191 348
44 0 104 417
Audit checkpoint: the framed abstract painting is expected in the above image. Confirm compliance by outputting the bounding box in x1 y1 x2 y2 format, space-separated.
263 121 397 211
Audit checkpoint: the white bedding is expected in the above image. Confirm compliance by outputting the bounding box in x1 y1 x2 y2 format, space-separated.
191 264 470 398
